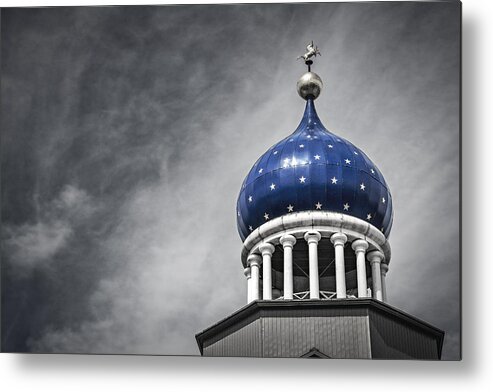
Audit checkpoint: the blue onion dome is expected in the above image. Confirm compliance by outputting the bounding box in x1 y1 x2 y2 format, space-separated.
236 73 393 242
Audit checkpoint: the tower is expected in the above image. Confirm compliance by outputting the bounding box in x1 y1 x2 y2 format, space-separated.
196 44 444 359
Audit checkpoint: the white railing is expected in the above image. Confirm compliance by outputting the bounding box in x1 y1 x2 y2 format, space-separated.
319 291 337 300
276 291 357 300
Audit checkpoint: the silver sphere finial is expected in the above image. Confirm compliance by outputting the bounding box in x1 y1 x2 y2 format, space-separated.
297 71 323 100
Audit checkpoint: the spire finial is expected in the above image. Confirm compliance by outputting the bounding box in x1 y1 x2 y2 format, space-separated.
296 42 323 100
297 41 321 72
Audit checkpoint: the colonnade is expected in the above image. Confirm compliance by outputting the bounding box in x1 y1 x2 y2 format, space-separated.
243 231 388 303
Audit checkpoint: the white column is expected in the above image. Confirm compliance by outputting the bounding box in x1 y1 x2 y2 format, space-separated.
331 232 348 299
244 267 252 303
259 243 275 300
280 234 296 300
380 263 389 302
368 250 384 301
247 254 262 301
304 231 322 299
351 239 369 298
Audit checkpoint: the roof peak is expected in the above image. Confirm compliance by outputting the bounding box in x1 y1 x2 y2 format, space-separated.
293 98 324 134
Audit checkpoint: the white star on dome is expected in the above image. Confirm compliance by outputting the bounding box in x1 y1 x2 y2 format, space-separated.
315 202 322 210
343 203 350 211
291 157 298 166
287 204 294 212
299 176 306 183
299 144 305 148
273 150 278 155
370 168 375 174
270 183 276 191
248 195 253 202
382 197 386 203
314 155 320 160
328 144 333 148
331 177 338 184
264 213 269 220
237 211 240 216
258 168 263 174
345 159 351 165
360 183 366 191
249 225 253 231
354 151 359 155
283 158 290 168
366 213 372 220
307 135 312 139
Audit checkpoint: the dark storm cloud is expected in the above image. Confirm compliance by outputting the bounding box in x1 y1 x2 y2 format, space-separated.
1 2 460 358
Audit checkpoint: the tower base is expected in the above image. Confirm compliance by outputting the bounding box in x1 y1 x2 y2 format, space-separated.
196 299 443 359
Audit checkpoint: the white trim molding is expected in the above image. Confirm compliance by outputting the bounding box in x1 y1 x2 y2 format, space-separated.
241 211 391 266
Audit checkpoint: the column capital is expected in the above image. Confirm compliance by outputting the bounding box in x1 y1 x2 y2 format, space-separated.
280 234 297 248
330 232 348 246
351 239 369 253
259 242 275 257
380 263 389 275
304 230 321 244
367 250 385 264
244 267 251 278
247 253 262 268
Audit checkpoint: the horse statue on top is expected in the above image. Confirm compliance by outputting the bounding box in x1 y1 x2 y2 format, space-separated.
297 41 321 62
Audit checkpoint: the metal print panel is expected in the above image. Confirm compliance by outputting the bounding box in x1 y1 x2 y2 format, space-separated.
1 1 461 359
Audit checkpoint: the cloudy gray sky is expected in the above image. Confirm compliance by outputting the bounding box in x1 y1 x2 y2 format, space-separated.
1 1 460 359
